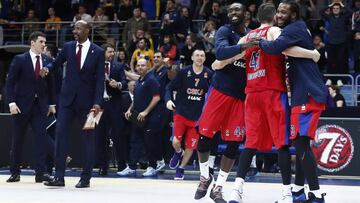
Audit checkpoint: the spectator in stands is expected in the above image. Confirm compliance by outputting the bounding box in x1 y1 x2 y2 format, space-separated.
44 7 62 44
92 7 109 44
200 1 226 29
72 4 92 23
127 28 145 55
114 0 134 23
320 2 352 82
244 10 260 29
247 3 258 21
173 7 195 50
296 0 316 20
180 33 204 66
159 0 178 37
352 0 360 73
122 7 151 49
23 9 40 39
198 20 216 68
159 35 177 65
328 85 347 107
313 34 327 73
118 48 130 71
130 38 154 72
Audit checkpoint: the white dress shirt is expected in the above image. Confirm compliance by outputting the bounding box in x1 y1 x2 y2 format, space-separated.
76 38 90 70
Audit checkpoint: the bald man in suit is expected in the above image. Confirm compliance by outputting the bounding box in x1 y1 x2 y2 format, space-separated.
42 20 105 188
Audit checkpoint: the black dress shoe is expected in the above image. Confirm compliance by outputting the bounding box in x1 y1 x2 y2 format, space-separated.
44 177 65 187
6 174 20 183
98 168 108 176
35 174 52 183
75 180 90 188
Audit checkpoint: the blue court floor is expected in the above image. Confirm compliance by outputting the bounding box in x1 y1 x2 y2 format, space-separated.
0 168 359 203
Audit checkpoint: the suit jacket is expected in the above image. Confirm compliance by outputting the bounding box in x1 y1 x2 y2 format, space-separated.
47 41 105 109
6 52 55 115
105 61 127 102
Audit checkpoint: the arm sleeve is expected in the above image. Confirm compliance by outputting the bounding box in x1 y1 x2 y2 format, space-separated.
259 28 301 55
164 70 183 102
5 55 20 104
119 65 128 90
215 26 242 60
94 50 105 106
47 45 67 72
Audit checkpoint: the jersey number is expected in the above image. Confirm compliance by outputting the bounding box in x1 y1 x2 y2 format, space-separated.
249 51 260 70
194 78 200 87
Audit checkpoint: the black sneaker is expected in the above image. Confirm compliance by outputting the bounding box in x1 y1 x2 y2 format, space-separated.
305 192 326 203
210 185 227 203
194 174 213 200
292 188 306 203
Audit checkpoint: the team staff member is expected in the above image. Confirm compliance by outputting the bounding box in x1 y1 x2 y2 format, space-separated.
6 31 55 183
257 1 328 202
95 43 127 175
42 20 105 188
149 51 171 171
118 58 161 177
165 49 213 180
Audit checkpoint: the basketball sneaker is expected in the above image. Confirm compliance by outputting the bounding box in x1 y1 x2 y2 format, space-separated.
142 167 157 177
116 166 136 177
292 188 307 203
194 174 213 200
210 185 227 203
305 192 326 203
169 150 184 169
174 167 184 180
229 189 244 203
275 187 292 203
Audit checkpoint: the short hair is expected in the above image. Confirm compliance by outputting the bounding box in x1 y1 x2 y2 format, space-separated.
257 3 276 23
329 85 340 94
154 51 166 58
75 20 90 29
192 49 205 56
101 43 114 51
28 31 46 43
280 0 300 20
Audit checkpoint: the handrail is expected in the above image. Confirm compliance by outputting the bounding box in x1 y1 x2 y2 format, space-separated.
324 74 355 106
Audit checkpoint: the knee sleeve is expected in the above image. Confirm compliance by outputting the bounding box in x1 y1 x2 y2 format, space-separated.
197 135 211 153
223 141 240 159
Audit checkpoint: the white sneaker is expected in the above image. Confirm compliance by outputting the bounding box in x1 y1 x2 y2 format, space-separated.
156 159 166 172
325 79 332 86
142 167 157 177
229 189 244 203
116 166 136 177
275 188 292 203
337 80 344 87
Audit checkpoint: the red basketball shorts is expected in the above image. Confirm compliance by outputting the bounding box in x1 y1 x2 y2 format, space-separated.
290 96 326 140
244 90 290 151
197 87 245 142
173 114 199 149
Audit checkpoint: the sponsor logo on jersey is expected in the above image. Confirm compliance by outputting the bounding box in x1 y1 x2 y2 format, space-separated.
311 125 354 173
233 59 246 69
187 70 191 77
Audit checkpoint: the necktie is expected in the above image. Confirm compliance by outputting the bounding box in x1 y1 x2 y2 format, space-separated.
35 55 40 80
105 63 109 75
76 44 82 70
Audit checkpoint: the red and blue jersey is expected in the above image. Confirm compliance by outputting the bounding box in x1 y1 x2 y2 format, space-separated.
133 73 160 112
212 24 248 100
245 26 286 93
259 21 328 107
165 65 213 121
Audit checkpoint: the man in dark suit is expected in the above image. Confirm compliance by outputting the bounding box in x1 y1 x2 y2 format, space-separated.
95 43 127 176
42 20 105 188
5 31 55 183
